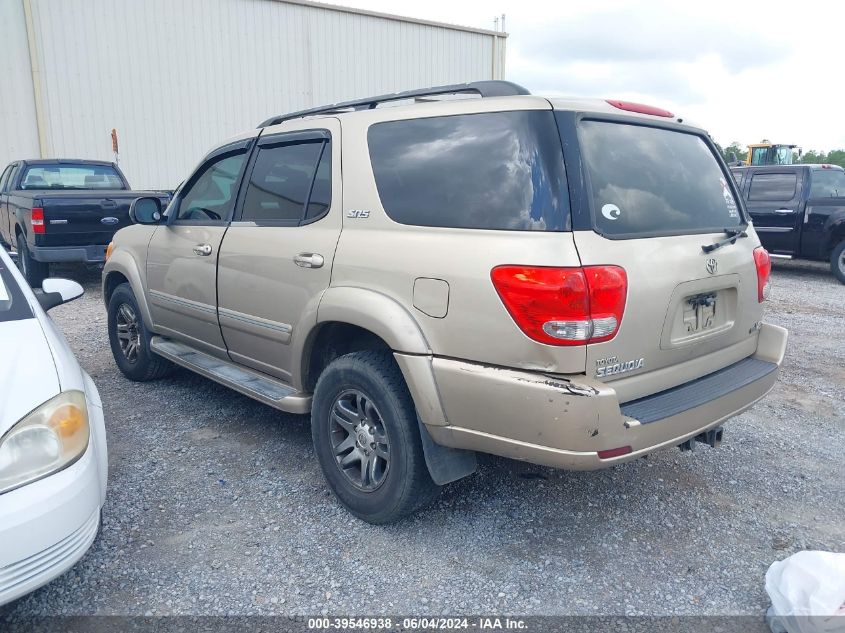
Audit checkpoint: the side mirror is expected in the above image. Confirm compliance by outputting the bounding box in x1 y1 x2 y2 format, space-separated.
37 278 84 311
129 197 162 224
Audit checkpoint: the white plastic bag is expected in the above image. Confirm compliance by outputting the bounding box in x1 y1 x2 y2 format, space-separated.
766 551 845 633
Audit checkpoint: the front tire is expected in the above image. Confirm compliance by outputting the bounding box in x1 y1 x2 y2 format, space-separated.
831 241 845 285
107 283 173 381
312 351 440 524
16 233 49 287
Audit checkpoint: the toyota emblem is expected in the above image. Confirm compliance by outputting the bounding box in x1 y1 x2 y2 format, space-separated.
705 258 718 275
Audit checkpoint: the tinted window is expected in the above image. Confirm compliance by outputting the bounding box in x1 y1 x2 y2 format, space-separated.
578 121 742 237
241 140 329 223
368 111 569 231
7 165 21 191
809 169 845 199
0 165 12 192
177 152 247 222
20 164 125 190
305 147 331 221
748 173 798 201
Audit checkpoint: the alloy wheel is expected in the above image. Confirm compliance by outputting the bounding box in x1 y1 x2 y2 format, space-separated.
115 303 141 363
329 389 390 491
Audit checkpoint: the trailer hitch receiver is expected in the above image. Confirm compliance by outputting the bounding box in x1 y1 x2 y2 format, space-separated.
679 426 724 451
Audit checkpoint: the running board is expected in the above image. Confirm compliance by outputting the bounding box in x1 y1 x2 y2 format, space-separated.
150 337 311 414
769 253 793 260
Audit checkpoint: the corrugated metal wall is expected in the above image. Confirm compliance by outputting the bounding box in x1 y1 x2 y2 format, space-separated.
0 0 40 171
12 0 506 189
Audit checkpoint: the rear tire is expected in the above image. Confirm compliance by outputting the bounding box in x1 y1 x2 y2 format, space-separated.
831 241 845 285
107 283 173 381
16 233 49 287
311 350 441 524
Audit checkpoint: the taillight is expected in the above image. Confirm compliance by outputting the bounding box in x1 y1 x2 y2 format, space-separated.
606 99 674 118
753 246 771 302
31 207 45 234
490 265 627 346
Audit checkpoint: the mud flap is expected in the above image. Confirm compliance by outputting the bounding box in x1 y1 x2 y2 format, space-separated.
417 418 477 485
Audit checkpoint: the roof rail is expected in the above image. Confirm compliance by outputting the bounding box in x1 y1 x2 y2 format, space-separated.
257 80 531 128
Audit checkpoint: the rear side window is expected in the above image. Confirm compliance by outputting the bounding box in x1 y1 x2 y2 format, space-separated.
0 165 12 192
809 169 845 198
748 173 798 201
578 121 742 237
241 139 330 223
368 111 569 231
305 151 331 220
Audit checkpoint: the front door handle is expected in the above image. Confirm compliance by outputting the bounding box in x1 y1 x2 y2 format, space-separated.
773 208 796 215
293 252 324 268
193 243 212 256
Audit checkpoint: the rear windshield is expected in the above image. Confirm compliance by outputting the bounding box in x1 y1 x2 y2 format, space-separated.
578 121 743 237
20 164 125 190
368 111 569 231
0 260 33 322
810 169 845 198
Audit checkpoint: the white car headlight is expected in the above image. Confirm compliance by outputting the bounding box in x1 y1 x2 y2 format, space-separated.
0 391 89 495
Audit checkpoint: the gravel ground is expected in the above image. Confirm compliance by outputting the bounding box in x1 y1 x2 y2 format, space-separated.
1 258 843 619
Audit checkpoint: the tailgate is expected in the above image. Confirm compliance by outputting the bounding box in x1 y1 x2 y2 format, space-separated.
572 117 765 402
574 231 763 401
38 192 134 246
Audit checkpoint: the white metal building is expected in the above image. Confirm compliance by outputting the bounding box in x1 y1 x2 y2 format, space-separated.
0 0 507 189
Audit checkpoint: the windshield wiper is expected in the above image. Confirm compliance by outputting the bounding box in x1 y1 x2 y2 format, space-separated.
702 228 748 254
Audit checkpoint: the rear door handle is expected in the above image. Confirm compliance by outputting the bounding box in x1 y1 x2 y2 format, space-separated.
293 252 324 268
773 209 796 215
193 243 212 256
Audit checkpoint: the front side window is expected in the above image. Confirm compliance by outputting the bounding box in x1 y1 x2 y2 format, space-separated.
20 164 124 190
578 120 743 237
748 173 798 202
368 111 569 231
809 169 845 199
176 152 247 222
241 139 330 223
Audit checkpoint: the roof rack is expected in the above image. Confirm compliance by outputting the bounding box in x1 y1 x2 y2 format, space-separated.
257 80 531 128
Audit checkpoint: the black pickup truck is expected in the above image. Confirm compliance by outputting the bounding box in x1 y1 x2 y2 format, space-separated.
731 164 845 283
0 159 170 285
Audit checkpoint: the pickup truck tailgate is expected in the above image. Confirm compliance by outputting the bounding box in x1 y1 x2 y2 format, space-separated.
38 192 132 246
34 190 169 247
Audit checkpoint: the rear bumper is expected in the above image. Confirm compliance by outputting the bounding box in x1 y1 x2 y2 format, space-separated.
423 323 788 470
30 244 108 264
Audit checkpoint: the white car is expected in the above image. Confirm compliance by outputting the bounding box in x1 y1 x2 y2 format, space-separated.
0 248 107 606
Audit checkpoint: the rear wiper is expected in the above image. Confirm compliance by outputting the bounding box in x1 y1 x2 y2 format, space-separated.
702 228 748 254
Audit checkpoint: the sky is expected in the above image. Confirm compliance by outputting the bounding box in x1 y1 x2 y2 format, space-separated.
333 0 845 153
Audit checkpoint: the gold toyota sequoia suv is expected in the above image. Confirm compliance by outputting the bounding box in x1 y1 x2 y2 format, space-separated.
103 81 788 523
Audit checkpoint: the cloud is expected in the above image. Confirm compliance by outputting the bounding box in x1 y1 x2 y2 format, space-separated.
509 58 707 105
515 5 789 74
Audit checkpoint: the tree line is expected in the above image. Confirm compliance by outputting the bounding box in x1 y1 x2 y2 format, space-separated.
718 141 845 168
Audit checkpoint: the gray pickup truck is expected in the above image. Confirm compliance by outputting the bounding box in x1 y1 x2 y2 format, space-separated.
0 159 170 285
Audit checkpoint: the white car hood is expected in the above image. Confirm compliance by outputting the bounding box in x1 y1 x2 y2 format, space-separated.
0 318 60 434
